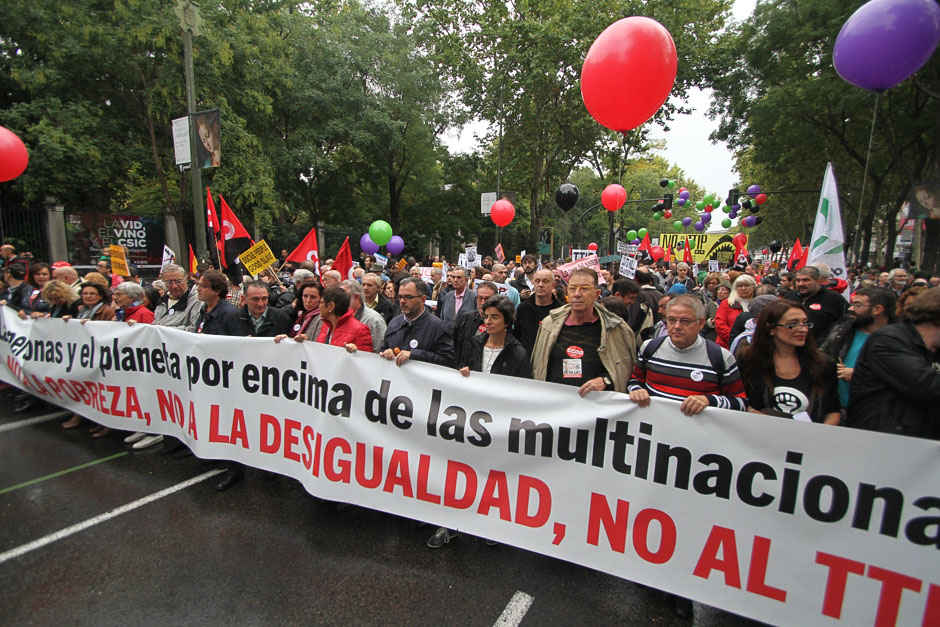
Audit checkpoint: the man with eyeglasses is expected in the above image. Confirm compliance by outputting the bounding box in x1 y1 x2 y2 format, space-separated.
629 294 747 416
453 281 498 366
381 277 455 368
530 268 635 395
820 287 896 415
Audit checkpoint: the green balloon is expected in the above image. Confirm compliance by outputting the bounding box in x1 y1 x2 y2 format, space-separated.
626 229 638 240
638 228 648 239
652 212 662 221
721 204 730 213
703 193 715 205
722 218 732 228
696 200 706 211
673 221 683 231
667 180 675 189
369 220 393 246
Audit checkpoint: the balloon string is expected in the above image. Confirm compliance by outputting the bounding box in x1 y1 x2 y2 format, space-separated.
851 91 879 263
619 132 627 185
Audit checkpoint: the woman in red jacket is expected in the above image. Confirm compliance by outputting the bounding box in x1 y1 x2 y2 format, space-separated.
113 282 155 323
715 274 756 348
315 286 373 353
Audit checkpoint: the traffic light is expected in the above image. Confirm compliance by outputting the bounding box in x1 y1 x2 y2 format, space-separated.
663 193 673 210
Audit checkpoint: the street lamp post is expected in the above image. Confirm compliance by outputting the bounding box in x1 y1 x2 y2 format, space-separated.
175 0 208 260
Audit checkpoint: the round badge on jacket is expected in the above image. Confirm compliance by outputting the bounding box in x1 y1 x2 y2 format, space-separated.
809 303 822 311
410 339 419 349
566 346 584 359
690 370 704 382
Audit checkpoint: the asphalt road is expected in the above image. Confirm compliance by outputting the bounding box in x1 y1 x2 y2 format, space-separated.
0 390 764 626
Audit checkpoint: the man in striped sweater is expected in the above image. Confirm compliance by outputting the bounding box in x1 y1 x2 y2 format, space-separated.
628 294 747 415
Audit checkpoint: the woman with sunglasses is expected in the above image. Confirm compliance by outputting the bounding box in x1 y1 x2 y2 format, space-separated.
737 299 840 424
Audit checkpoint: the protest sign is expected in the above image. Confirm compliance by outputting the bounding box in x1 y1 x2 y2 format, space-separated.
161 245 176 268
708 260 721 273
108 245 130 276
556 255 605 284
465 246 481 268
619 256 638 279
238 240 277 277
373 253 388 268
571 249 592 261
0 310 936 626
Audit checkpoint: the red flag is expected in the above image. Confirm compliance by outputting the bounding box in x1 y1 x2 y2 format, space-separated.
665 245 672 262
286 227 320 273
638 233 652 253
206 187 220 240
797 244 809 270
332 237 353 280
683 236 694 264
218 196 253 284
787 239 803 272
188 245 198 274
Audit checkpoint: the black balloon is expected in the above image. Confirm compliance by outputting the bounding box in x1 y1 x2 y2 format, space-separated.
555 182 580 211
659 178 669 188
750 205 760 213
755 216 763 225
769 240 782 253
742 199 753 209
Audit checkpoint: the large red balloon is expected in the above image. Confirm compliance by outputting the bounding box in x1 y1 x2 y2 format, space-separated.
587 242 598 251
490 199 515 227
649 245 665 262
581 17 678 132
601 183 627 212
0 126 29 183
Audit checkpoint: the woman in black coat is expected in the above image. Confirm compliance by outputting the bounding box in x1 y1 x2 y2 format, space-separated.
459 295 532 379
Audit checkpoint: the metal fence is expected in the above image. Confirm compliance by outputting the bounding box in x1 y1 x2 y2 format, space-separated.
0 205 48 260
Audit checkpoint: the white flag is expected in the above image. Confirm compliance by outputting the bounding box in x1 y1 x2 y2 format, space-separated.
161 245 176 268
808 163 849 299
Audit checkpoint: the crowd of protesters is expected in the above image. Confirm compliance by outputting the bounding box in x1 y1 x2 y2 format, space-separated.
3 241 939 620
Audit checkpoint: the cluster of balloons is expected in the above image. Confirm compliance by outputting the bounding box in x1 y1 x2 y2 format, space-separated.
833 0 940 93
0 126 29 182
361 220 405 256
644 178 768 233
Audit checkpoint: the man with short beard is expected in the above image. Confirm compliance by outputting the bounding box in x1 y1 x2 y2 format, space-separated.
820 287 895 414
510 254 537 300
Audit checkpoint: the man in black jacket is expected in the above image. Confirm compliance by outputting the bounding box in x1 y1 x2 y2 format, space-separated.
381 278 455 368
847 288 940 440
238 280 292 338
510 254 538 300
1 263 32 313
513 269 561 354
820 287 895 414
785 266 847 342
362 272 397 323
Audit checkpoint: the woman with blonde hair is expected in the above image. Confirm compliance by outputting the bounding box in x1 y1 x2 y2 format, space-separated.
38 279 80 318
715 273 757 348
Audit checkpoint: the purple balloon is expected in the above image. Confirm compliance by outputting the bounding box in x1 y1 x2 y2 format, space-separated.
694 221 705 232
679 190 690 199
681 217 692 227
729 210 738 219
834 0 940 92
702 212 712 223
676 197 687 206
632 238 641 245
743 216 756 227
732 203 740 210
360 232 379 255
386 235 405 256
747 184 761 198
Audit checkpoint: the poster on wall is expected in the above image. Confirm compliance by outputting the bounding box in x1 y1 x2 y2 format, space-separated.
66 213 164 267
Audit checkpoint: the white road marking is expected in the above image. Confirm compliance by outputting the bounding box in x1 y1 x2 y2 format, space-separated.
494 590 535 627
0 410 72 433
0 469 224 565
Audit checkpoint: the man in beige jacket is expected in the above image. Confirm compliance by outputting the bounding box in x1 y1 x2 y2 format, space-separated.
531 268 636 395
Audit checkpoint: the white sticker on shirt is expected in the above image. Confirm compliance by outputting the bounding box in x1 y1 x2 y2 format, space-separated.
409 339 419 349
562 358 583 378
690 369 704 382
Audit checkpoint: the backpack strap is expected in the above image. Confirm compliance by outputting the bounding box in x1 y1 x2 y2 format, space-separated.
704 339 726 384
641 335 668 364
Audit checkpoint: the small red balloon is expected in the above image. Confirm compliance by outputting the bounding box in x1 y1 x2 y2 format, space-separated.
762 249 769 255
587 242 598 251
755 193 767 205
704 205 713 213
0 126 29 183
581 17 678 132
490 199 515 227
601 183 627 212
649 245 665 262
663 210 672 219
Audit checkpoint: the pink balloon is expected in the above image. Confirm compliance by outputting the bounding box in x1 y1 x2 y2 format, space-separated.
0 126 29 182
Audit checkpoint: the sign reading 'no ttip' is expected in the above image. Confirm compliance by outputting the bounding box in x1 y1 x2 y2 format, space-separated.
0 308 937 626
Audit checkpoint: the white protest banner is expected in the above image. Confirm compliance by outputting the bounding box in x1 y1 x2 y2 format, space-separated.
373 253 388 268
0 310 937 626
161 245 176 268
556 254 604 283
617 241 629 255
417 267 434 283
464 246 481 268
457 253 468 268
619 256 638 279
708 260 721 273
571 249 592 261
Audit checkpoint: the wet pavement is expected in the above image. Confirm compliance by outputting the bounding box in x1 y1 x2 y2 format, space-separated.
0 392 764 626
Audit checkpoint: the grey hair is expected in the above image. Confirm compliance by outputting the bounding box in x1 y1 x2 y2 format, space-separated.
676 262 689 271
161 263 185 277
115 281 146 301
292 269 314 284
665 294 705 319
340 279 364 300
